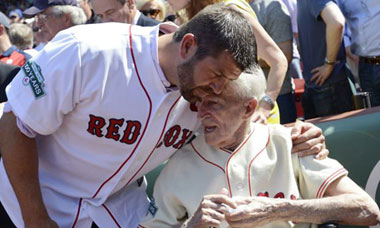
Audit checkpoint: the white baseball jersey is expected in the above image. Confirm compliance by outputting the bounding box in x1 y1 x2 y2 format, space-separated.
139 123 348 228
0 22 199 227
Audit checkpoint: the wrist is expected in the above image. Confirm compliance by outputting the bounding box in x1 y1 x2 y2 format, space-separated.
259 95 275 110
324 57 336 66
272 199 294 221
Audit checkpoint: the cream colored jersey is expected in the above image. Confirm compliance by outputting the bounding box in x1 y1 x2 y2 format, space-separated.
140 124 348 228
1 23 199 228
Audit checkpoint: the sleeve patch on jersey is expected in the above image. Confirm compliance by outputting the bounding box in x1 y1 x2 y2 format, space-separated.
22 60 46 99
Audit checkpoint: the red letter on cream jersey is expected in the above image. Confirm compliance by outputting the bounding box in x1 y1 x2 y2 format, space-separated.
120 120 141 144
105 118 125 141
87 114 106 137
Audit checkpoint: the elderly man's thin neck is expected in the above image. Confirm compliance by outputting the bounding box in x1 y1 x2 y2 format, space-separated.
223 120 251 151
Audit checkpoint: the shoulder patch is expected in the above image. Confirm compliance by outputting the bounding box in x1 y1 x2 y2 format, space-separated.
22 60 46 99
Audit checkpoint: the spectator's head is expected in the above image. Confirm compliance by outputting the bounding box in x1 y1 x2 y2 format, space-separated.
173 4 257 102
31 19 50 46
0 11 10 29
197 68 265 150
0 12 11 51
168 0 217 19
137 0 166 21
9 9 23 24
23 0 86 41
9 23 34 50
91 0 137 23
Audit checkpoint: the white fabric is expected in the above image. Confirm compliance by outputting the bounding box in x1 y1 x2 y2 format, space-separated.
134 10 141 25
1 22 198 227
140 124 348 228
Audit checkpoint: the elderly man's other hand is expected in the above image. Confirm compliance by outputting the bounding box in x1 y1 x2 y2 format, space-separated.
291 120 329 159
183 189 236 228
225 196 279 228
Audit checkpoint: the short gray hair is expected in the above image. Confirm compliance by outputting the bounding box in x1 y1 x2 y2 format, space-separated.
228 67 266 101
51 5 87 25
8 23 34 50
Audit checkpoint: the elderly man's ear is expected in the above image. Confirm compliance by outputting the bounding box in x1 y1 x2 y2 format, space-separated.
243 98 258 120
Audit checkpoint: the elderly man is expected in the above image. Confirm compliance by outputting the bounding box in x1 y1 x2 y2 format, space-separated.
23 0 87 42
91 0 159 26
139 69 380 227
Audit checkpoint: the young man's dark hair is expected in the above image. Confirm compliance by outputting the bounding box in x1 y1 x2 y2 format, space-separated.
173 4 257 71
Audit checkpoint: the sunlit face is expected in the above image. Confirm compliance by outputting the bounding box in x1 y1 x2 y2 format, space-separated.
197 86 248 149
140 1 161 20
177 51 242 103
92 0 132 23
168 0 190 11
9 15 20 24
36 7 69 41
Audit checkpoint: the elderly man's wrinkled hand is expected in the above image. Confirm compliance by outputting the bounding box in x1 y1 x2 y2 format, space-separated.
184 192 236 228
225 196 278 228
291 120 329 160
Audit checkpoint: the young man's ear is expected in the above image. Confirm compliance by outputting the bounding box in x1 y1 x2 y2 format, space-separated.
243 98 258 119
179 33 197 62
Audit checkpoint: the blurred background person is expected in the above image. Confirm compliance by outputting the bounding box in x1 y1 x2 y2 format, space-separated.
77 0 101 23
0 12 31 66
338 0 380 107
249 0 297 124
8 23 38 57
91 0 159 26
297 0 354 119
279 0 302 80
8 9 23 24
23 0 87 42
31 19 50 51
136 0 166 22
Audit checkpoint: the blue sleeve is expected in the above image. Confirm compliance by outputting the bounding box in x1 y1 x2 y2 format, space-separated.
309 0 333 21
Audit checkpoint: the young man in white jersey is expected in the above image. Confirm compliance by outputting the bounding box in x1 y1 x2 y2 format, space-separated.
0 4 328 228
139 69 380 227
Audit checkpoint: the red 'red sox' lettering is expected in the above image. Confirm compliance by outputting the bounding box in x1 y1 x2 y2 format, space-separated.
87 114 141 145
164 125 193 149
87 114 192 148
